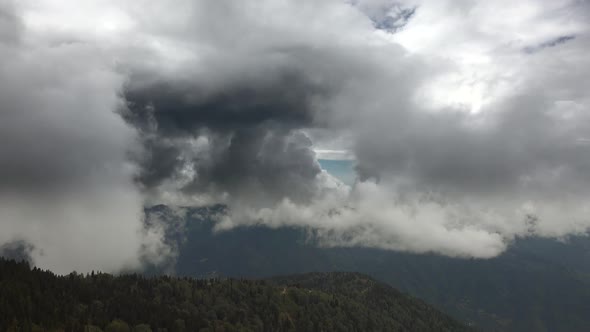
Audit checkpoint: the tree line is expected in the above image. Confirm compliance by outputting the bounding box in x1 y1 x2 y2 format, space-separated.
0 258 471 332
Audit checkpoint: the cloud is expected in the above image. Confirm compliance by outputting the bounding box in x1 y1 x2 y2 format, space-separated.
350 0 417 32
216 180 508 258
118 0 400 209
1 0 590 267
123 69 328 207
346 0 590 246
523 34 576 53
314 149 355 161
0 0 21 43
187 0 590 257
0 0 168 274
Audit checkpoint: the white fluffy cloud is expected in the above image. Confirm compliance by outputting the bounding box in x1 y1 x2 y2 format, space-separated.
203 0 590 257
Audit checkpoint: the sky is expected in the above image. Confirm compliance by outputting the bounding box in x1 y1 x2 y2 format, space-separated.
1 0 589 273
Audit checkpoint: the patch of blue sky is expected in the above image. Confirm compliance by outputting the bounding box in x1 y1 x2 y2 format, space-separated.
318 159 356 186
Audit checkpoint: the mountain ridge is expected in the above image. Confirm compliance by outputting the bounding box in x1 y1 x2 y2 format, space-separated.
0 258 472 332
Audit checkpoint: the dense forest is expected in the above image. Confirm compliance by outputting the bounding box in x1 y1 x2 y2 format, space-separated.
0 258 472 332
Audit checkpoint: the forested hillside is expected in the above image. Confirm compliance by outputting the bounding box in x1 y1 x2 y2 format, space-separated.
146 205 590 331
0 258 471 332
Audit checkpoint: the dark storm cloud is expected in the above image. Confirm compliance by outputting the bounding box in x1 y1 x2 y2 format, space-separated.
119 30 374 206
124 67 328 204
131 126 322 205
184 128 321 204
124 69 325 135
136 138 185 189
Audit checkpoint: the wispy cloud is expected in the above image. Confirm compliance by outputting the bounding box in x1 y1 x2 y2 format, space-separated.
524 35 576 53
314 149 356 161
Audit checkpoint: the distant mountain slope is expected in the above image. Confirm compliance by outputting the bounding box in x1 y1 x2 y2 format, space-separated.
269 272 473 331
0 258 470 332
148 205 590 332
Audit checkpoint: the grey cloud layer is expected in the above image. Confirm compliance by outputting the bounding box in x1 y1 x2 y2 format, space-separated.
0 1 170 273
1 0 589 269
